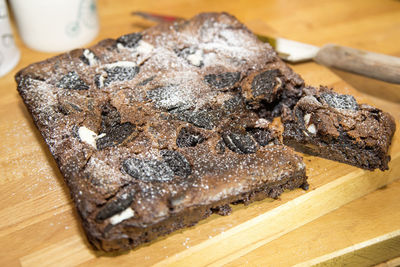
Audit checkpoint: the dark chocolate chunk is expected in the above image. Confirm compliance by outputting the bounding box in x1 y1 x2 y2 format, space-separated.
117 33 142 48
247 128 275 146
222 131 258 154
96 122 135 150
161 150 192 178
176 127 205 147
104 65 140 86
251 69 280 100
122 157 174 182
321 92 358 110
96 192 135 221
57 71 89 90
204 72 241 89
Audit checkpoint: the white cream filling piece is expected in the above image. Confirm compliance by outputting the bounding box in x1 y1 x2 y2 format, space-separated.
304 113 311 125
105 61 137 68
78 126 106 149
109 207 135 225
187 50 203 66
136 40 154 54
83 49 98 65
307 124 317 134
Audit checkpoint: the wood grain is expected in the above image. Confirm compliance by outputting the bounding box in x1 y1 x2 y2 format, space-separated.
1 0 400 266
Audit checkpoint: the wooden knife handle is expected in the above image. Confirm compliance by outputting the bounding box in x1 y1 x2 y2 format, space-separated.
314 44 400 84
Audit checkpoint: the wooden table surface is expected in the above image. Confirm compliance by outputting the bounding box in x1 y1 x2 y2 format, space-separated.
1 0 400 266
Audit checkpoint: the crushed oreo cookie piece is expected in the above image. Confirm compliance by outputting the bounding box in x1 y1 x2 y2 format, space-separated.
80 49 98 66
147 85 190 111
215 140 226 154
122 157 174 182
175 47 204 67
222 95 244 113
222 131 258 154
100 104 121 132
104 63 140 86
57 71 89 90
186 109 220 130
161 150 192 178
96 122 135 150
117 33 142 48
251 69 280 101
137 76 155 86
176 127 205 147
321 92 358 110
204 72 241 90
95 192 135 221
95 103 135 149
247 128 275 146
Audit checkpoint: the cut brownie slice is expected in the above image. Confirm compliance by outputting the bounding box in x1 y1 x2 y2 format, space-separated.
282 87 396 171
16 12 308 252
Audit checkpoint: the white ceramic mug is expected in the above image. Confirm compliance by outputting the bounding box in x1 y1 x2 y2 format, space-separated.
0 0 20 77
9 0 99 52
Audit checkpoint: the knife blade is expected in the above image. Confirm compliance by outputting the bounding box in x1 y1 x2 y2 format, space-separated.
131 11 400 84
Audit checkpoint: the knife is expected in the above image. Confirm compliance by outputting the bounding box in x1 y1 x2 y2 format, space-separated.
132 11 400 84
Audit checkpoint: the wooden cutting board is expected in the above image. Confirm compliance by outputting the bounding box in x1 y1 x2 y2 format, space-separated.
1 0 400 266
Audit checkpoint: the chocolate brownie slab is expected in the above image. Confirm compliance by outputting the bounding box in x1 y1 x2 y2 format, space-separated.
282 87 396 171
16 12 307 251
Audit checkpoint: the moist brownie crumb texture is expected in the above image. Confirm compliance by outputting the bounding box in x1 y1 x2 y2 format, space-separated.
15 12 395 251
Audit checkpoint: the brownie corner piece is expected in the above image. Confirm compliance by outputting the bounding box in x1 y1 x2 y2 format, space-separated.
282 86 396 171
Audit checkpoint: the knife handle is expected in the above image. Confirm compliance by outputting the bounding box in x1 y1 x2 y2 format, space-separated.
314 44 400 84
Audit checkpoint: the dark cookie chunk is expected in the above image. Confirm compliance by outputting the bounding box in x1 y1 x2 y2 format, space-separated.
117 33 142 48
57 71 89 90
222 131 258 154
174 47 203 67
204 72 241 90
100 104 121 132
320 92 358 110
137 76 155 86
251 69 280 101
212 204 232 216
161 150 192 178
176 127 205 147
215 140 226 154
247 128 275 146
58 101 82 115
171 108 220 130
186 109 220 130
96 103 135 149
122 158 174 182
96 122 135 150
104 64 140 86
95 192 135 221
222 95 245 113
79 49 99 66
147 85 189 111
